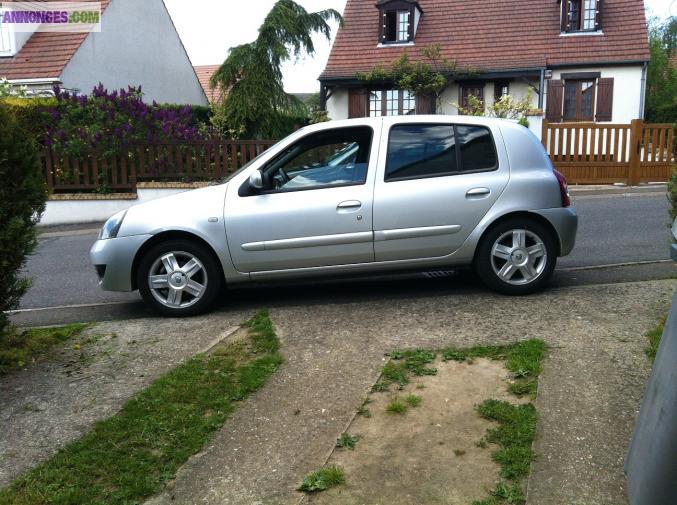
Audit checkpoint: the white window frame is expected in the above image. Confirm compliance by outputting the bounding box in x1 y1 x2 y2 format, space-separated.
397 10 410 42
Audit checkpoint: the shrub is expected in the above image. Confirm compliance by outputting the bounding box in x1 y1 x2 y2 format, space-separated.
0 101 47 336
46 84 212 157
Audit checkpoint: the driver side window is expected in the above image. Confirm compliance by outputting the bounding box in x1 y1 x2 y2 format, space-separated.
261 126 373 192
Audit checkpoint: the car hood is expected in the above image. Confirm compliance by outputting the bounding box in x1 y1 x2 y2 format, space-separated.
117 183 228 238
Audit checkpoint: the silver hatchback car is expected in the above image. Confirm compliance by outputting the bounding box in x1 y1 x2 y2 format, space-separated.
91 116 577 316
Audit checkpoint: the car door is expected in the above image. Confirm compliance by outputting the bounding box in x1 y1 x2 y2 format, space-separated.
225 122 380 273
373 118 510 262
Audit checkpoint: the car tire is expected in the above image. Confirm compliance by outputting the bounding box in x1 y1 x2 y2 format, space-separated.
137 239 222 317
475 218 557 295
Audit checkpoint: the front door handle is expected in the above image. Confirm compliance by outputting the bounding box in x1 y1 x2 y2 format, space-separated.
466 187 490 198
337 200 362 210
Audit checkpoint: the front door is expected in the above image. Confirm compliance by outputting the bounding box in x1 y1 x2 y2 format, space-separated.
373 120 509 262
225 124 380 273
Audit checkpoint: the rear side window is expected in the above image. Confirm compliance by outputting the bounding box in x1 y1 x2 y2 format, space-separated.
456 125 498 172
385 124 497 181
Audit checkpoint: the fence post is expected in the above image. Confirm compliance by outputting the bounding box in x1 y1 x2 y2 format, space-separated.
628 119 643 186
541 119 549 148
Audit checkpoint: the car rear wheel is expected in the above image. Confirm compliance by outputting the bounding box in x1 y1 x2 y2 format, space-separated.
137 239 222 316
475 218 557 295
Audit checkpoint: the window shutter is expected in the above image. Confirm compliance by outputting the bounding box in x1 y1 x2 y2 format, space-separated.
560 0 568 32
415 94 435 114
595 0 602 30
595 78 613 122
546 80 564 122
348 88 367 118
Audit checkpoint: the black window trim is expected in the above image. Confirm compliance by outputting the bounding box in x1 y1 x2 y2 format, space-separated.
238 125 375 197
384 122 499 183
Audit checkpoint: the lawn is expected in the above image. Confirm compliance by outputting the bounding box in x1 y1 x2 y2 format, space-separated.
0 310 282 505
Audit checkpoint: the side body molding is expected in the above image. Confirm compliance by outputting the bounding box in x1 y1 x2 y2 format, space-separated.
242 231 374 252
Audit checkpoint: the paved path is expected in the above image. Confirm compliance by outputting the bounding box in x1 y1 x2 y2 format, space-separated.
4 278 674 504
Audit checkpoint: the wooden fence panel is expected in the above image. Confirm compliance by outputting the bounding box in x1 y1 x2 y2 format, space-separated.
542 120 674 185
43 140 276 193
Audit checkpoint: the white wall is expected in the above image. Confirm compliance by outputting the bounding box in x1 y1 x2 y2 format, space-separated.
549 65 643 123
40 187 193 226
60 0 207 105
326 88 349 120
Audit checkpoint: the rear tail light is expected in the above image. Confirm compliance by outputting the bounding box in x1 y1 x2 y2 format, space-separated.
554 170 570 207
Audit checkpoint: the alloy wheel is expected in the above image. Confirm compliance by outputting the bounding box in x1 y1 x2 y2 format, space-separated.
489 229 547 286
147 251 208 308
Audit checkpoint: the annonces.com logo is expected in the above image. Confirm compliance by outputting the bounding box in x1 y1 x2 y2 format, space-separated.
0 1 101 33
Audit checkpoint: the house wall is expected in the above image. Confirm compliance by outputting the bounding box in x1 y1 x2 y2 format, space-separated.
60 0 207 105
548 65 644 123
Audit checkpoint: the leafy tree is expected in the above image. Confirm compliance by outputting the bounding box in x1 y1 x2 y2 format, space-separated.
211 0 341 138
357 44 465 111
646 16 676 123
0 101 47 336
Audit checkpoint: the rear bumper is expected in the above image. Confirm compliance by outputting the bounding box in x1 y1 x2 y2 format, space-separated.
89 234 152 291
532 207 578 256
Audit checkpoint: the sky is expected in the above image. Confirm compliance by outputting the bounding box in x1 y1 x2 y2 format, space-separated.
164 0 675 94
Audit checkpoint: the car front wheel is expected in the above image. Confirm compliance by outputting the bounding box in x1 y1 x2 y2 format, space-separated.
475 218 557 295
137 239 222 316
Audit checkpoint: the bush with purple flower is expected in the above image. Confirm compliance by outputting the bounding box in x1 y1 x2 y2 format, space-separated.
46 83 211 157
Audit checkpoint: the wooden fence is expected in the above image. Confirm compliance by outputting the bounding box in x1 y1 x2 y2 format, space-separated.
43 140 277 193
542 119 674 185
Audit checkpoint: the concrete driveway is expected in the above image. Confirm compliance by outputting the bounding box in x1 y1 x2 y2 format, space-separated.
2 277 674 505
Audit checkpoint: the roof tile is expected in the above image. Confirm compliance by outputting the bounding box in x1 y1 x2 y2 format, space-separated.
321 0 650 79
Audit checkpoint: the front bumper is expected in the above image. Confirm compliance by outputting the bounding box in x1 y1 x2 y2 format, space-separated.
90 234 152 291
532 207 578 256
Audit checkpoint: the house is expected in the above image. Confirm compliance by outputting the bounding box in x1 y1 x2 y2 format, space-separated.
194 64 222 103
0 0 207 105
319 0 650 132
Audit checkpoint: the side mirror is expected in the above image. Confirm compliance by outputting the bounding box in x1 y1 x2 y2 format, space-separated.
249 170 263 190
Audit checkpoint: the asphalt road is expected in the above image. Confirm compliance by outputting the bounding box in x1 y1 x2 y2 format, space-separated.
12 192 674 326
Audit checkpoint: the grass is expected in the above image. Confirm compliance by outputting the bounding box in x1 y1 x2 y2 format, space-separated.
645 319 665 363
336 433 359 450
403 394 422 407
0 310 282 505
298 465 345 493
386 398 408 414
0 323 89 375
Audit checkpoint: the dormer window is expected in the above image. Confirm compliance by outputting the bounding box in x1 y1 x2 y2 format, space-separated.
561 0 601 33
377 0 422 44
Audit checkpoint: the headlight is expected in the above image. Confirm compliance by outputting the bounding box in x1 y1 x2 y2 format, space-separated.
672 218 677 242
99 210 127 240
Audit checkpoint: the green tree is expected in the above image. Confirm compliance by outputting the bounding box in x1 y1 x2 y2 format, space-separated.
646 16 676 123
0 101 47 336
211 0 341 138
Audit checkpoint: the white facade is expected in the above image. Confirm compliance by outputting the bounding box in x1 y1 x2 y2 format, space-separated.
325 64 645 140
59 0 207 105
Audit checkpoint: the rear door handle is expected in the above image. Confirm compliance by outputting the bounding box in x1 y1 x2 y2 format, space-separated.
337 200 362 211
466 188 490 198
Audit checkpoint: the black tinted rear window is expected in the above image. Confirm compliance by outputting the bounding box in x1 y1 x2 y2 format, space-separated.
385 124 497 181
